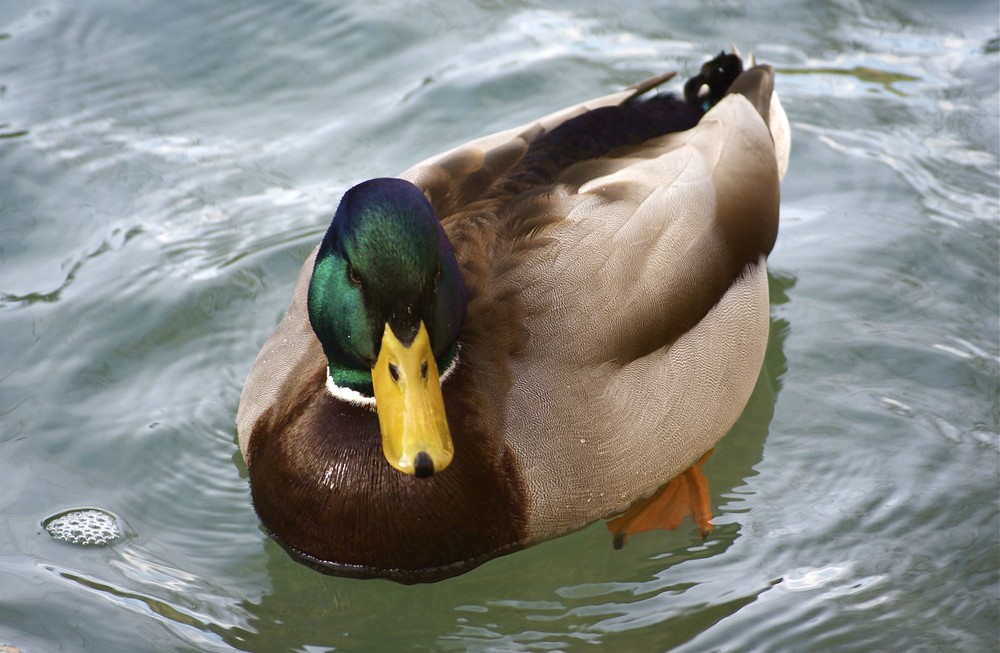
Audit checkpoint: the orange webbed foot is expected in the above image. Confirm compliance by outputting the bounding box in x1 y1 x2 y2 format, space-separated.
607 449 714 549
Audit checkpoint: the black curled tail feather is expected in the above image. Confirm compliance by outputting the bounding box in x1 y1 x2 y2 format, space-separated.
683 51 745 113
486 51 746 199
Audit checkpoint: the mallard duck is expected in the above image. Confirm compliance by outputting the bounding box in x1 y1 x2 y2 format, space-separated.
237 51 790 583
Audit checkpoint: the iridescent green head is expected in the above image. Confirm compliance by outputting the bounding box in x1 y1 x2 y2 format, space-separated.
308 178 466 400
309 179 468 476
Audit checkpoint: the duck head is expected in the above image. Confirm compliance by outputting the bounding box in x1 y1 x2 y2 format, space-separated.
307 178 467 477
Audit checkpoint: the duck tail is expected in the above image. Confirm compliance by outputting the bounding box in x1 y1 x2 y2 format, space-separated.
682 51 745 113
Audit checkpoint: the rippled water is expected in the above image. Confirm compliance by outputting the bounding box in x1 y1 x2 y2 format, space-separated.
1 0 997 651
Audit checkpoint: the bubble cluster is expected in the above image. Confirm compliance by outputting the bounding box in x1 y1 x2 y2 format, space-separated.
44 509 123 546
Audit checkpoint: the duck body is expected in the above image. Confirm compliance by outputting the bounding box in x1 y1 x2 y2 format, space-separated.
237 52 790 582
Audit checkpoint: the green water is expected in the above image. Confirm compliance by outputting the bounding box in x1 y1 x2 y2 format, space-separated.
1 0 997 651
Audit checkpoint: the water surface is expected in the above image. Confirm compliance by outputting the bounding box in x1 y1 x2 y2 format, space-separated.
1 0 997 651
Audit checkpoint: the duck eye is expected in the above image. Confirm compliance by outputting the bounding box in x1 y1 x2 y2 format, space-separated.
347 264 362 287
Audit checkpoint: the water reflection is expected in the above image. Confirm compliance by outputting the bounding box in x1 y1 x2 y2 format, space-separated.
779 65 919 96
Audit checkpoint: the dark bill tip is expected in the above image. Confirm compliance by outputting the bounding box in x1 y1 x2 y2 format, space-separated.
414 451 434 478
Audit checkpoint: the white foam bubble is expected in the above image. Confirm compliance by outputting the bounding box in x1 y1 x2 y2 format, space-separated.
44 509 123 546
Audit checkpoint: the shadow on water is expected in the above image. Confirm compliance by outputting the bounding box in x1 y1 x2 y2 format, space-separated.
211 271 794 651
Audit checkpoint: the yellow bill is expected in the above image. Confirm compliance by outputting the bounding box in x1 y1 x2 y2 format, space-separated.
372 321 453 477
